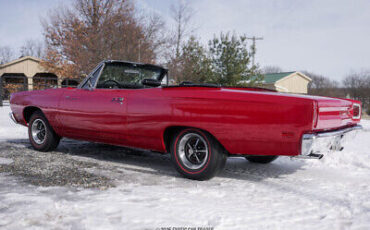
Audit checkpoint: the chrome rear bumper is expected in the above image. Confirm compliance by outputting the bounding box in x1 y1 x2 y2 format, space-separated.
299 125 363 159
9 112 18 124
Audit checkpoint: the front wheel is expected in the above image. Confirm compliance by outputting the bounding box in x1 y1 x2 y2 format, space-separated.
245 155 278 164
28 111 60 152
170 129 226 180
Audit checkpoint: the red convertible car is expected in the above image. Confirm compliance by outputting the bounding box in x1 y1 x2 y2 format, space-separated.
9 60 363 180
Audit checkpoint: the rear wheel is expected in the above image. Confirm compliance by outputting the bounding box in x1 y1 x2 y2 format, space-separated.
245 155 278 164
28 111 60 152
170 128 226 180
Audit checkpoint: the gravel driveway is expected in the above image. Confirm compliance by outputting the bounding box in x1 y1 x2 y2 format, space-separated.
0 138 176 189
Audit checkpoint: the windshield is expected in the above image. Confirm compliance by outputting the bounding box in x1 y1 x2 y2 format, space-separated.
96 62 164 89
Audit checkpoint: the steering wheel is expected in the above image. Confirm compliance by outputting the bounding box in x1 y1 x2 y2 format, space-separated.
102 79 121 89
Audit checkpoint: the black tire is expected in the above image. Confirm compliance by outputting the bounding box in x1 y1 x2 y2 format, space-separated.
170 128 227 180
28 111 60 152
245 155 278 164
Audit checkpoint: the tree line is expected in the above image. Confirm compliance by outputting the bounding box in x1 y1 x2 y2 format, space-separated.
0 39 44 64
307 70 370 114
0 0 369 113
1 0 260 86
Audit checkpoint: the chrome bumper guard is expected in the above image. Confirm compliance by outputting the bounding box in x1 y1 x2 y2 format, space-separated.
299 125 363 159
9 112 18 124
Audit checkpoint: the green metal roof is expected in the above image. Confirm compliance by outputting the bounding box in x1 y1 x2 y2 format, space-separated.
262 72 295 83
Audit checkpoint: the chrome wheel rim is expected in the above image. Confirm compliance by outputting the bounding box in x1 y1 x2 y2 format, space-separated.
178 133 209 170
31 119 46 144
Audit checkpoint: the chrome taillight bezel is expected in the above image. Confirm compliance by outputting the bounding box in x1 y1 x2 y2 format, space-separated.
352 103 361 120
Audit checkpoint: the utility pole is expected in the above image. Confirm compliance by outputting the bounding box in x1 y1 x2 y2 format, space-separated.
246 36 263 66
0 77 3 107
0 76 3 106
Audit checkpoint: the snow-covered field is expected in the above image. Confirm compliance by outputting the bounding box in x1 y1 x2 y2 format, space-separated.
0 104 370 230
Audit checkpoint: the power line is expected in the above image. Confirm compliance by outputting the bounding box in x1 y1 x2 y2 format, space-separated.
246 36 263 66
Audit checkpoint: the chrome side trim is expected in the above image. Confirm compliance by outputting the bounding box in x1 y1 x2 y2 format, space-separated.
319 107 348 112
9 112 17 124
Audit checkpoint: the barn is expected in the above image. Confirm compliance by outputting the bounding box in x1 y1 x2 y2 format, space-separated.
261 71 312 94
0 56 79 99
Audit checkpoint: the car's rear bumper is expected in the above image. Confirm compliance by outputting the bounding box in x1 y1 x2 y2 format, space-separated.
299 125 363 159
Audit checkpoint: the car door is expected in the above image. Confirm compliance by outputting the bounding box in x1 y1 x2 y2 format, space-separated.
59 88 128 145
58 63 129 145
58 61 166 147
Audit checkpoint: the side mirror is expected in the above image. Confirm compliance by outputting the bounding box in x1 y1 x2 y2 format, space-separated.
142 78 161 87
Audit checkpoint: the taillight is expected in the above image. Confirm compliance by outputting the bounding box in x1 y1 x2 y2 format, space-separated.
353 103 361 119
312 101 318 129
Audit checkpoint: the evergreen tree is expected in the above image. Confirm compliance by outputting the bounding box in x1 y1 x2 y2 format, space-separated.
178 36 212 83
207 32 262 86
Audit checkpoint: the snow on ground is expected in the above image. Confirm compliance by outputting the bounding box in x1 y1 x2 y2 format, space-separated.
0 102 28 141
0 105 370 230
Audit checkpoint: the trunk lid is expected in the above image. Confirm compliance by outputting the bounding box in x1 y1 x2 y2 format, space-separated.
224 88 362 130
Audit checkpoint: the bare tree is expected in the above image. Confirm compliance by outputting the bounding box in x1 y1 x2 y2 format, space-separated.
19 39 44 58
343 71 370 90
0 46 15 64
262 65 283 74
166 0 195 82
302 71 341 97
170 0 194 59
41 0 165 78
303 71 337 89
141 13 168 63
343 71 370 109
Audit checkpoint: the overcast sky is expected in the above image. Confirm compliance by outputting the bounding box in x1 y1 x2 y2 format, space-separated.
1 0 369 81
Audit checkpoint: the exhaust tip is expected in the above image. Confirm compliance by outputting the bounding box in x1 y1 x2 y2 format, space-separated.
295 153 324 159
309 153 324 159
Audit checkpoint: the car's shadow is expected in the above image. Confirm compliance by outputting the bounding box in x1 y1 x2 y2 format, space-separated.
4 138 305 182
